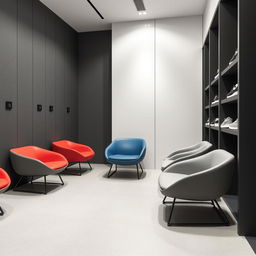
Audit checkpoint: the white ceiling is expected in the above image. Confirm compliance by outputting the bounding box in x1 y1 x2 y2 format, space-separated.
40 0 207 32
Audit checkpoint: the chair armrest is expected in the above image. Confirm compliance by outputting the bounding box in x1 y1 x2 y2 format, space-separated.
164 159 234 201
10 152 61 176
163 156 210 175
166 144 199 159
139 144 146 160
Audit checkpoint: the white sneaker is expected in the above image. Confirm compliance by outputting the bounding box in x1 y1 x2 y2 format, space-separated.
221 117 233 128
214 69 219 80
227 84 238 98
212 95 218 104
229 50 238 65
214 118 219 127
228 119 238 130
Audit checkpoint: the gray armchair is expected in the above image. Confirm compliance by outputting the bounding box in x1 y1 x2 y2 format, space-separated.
159 149 235 226
161 141 212 171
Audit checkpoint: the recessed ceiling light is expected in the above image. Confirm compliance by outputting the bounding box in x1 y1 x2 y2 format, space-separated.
138 11 147 15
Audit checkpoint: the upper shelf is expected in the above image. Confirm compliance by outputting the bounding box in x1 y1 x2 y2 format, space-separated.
211 76 219 86
221 59 238 77
221 95 238 104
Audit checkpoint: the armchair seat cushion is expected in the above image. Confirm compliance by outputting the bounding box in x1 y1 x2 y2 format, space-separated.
44 160 68 170
52 140 95 163
108 154 140 164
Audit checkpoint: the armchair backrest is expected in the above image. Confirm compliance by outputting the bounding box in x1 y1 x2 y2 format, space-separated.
110 138 146 155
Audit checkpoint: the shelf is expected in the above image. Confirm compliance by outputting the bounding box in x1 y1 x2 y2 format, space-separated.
211 102 219 107
205 105 210 109
221 128 238 136
221 59 238 77
210 77 219 86
205 125 210 129
221 95 238 104
210 126 219 131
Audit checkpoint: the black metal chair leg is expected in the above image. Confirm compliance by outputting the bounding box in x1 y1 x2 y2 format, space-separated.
136 163 143 179
58 174 64 185
13 176 24 191
136 164 140 179
30 176 33 184
139 163 144 174
107 164 117 178
87 162 92 170
168 198 176 226
79 162 82 176
213 200 229 226
0 206 4 216
162 196 167 204
44 176 47 195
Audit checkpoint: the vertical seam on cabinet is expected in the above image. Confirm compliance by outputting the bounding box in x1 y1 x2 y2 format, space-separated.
154 19 156 169
32 0 34 144
16 0 18 145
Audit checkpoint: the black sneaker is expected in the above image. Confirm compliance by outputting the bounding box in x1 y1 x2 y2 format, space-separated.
227 83 238 98
229 50 238 65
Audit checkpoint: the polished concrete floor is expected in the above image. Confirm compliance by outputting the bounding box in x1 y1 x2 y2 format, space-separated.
0 164 254 256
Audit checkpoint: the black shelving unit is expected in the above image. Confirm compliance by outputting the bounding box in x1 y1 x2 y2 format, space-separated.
202 0 256 236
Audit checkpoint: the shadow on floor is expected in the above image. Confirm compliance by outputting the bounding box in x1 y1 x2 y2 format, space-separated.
102 169 146 180
158 203 237 237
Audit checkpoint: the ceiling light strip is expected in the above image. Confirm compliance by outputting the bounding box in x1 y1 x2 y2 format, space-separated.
87 0 104 19
133 0 146 11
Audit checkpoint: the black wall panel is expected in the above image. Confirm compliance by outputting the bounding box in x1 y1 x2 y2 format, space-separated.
17 0 33 147
45 8 56 147
55 18 66 140
78 31 112 163
0 0 18 180
32 1 46 148
0 0 78 185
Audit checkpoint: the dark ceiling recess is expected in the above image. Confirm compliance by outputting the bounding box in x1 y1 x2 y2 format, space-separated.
87 0 104 19
133 0 146 11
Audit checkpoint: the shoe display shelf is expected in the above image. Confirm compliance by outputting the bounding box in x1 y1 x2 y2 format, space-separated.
202 0 256 236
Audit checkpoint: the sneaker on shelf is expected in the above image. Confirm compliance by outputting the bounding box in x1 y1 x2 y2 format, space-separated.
229 50 238 65
214 118 219 127
214 69 219 80
212 95 219 104
227 83 238 98
205 118 210 126
221 117 233 128
210 118 219 127
228 119 238 130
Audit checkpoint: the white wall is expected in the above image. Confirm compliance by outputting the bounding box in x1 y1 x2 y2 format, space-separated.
112 16 202 169
155 17 202 168
203 0 220 41
112 21 155 168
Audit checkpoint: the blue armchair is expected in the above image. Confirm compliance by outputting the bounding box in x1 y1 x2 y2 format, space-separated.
105 138 146 179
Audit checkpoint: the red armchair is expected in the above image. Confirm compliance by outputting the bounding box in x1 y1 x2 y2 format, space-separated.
0 168 11 215
52 140 95 176
10 146 68 194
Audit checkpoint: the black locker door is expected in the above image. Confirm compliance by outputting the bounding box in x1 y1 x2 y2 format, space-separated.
55 17 66 140
17 0 33 147
45 9 56 148
32 1 46 148
0 0 18 176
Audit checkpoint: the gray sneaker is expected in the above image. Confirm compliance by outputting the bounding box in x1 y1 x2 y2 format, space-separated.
221 117 233 128
228 118 238 130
